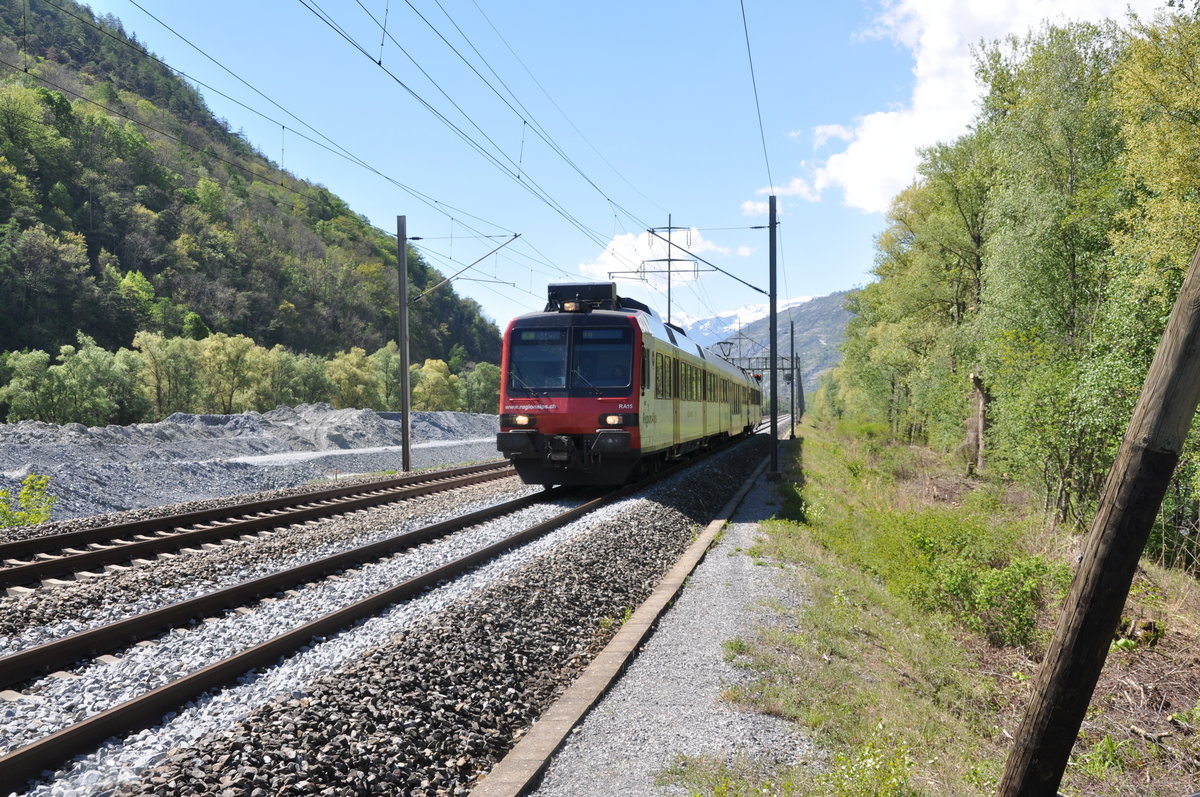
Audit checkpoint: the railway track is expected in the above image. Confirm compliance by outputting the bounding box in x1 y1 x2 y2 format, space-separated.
0 478 639 785
0 433 768 791
0 460 514 591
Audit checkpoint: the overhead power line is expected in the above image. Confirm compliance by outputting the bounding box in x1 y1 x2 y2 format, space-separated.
298 0 625 261
739 0 774 190
645 228 767 296
40 0 524 243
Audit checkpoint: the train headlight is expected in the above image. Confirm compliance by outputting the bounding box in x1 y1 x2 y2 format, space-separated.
599 413 638 427
501 413 536 427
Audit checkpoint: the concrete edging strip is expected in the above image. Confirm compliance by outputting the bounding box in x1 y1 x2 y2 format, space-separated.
470 453 773 797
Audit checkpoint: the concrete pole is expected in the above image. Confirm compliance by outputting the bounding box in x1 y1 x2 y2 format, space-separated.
397 215 412 472
768 195 778 475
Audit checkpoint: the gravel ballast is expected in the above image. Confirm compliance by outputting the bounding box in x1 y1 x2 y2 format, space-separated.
2 405 797 797
8 436 768 796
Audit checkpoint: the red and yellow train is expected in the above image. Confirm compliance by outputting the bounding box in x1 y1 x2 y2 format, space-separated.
496 282 763 486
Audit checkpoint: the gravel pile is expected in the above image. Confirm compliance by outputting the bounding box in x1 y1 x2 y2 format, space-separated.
12 436 767 797
0 404 499 523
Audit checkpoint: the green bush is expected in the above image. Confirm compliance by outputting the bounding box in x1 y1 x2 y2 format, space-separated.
910 538 1069 648
0 474 56 527
820 721 918 797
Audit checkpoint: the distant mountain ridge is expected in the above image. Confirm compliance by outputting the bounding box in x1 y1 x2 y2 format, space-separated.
671 296 815 349
677 291 851 394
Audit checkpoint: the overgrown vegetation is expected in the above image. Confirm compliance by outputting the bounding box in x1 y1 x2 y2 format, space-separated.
0 332 500 421
659 425 1199 796
0 0 499 373
818 11 1200 574
0 473 55 527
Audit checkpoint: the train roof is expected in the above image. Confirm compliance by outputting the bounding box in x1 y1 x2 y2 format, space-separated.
512 282 753 381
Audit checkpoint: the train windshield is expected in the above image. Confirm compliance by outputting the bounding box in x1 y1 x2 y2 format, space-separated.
509 328 568 389
508 324 633 396
571 327 632 390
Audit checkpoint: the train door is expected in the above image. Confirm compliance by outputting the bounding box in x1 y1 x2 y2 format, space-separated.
672 357 680 448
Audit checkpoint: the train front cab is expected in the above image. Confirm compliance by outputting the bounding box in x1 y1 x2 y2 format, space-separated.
496 302 642 486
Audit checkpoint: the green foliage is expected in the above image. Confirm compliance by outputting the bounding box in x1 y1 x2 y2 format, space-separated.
912 549 1069 648
2 325 501 421
369 341 404 411
461 362 501 414
827 16 1200 568
1168 698 1200 730
0 474 56 527
133 331 203 417
1074 734 1132 779
326 347 381 410
820 722 918 797
0 332 149 425
0 2 501 363
199 333 259 414
410 358 462 411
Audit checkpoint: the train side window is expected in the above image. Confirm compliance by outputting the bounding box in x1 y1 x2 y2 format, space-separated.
642 348 650 394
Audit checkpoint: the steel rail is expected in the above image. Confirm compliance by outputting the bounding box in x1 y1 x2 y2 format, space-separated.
0 461 510 560
0 463 513 588
0 475 649 787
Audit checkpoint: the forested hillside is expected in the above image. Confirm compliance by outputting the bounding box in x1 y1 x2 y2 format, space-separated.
0 0 499 363
722 291 851 393
818 11 1200 570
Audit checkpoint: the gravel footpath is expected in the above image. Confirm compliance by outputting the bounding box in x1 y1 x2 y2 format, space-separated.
530 466 811 795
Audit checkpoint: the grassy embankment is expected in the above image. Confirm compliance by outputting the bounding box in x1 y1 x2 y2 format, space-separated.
663 419 1200 796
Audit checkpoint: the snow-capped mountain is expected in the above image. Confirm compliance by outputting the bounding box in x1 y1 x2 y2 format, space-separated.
675 291 852 392
672 296 814 348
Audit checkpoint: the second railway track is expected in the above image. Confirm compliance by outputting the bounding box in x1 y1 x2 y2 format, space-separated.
0 461 514 590
0 478 611 785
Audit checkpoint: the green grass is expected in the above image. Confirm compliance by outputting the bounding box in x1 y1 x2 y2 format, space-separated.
658 423 1043 795
656 419 1198 796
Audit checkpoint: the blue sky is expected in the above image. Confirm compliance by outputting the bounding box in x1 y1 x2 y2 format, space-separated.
82 0 1163 330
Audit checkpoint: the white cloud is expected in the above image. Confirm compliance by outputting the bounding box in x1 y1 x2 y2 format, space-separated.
741 200 769 216
766 177 821 202
813 123 854 149
578 229 729 294
762 0 1162 215
736 245 755 257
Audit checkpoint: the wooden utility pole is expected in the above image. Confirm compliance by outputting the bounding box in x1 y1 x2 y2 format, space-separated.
397 215 412 473
998 242 1200 795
